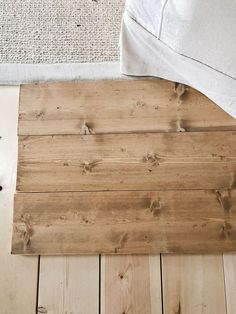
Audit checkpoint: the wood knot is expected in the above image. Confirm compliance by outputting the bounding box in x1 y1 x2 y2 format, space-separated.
81 216 94 225
215 190 232 213
150 199 162 217
80 121 94 135
38 306 47 313
175 83 187 104
114 233 129 253
220 221 233 240
143 153 161 167
174 302 181 314
16 214 34 250
81 160 100 174
36 110 44 120
177 125 186 132
136 100 146 107
176 119 186 132
118 273 124 279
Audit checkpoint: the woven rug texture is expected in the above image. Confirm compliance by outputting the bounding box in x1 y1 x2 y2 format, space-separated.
0 0 124 63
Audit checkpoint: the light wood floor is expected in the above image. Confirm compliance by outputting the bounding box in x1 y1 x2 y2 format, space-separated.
1 86 236 314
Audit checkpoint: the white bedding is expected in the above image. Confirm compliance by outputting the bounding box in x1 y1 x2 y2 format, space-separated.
121 0 236 118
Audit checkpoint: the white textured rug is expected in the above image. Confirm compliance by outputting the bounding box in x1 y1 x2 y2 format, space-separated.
0 0 124 63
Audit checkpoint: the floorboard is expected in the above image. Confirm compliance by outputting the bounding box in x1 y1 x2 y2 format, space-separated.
0 87 39 314
162 255 227 314
12 190 236 254
223 254 236 313
101 255 162 314
17 132 236 192
19 80 236 135
38 256 99 314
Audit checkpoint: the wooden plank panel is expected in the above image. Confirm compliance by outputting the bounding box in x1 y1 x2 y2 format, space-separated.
17 132 236 192
223 254 236 313
18 80 236 136
162 255 227 314
12 190 236 254
0 86 39 314
101 255 162 314
38 256 99 314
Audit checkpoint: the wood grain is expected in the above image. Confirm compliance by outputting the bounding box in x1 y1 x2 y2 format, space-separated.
162 255 227 314
38 256 99 314
0 87 39 313
11 80 236 311
12 190 236 254
18 80 236 136
223 254 236 313
17 132 236 192
101 255 162 314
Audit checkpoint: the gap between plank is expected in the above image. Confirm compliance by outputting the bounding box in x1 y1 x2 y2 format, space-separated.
15 188 236 194
18 129 236 137
99 255 101 314
222 255 228 314
160 254 164 314
35 255 41 314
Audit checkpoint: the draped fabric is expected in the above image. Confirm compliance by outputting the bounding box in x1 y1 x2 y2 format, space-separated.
120 0 236 118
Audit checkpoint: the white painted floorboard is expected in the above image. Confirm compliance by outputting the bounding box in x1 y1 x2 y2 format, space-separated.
38 256 99 314
0 86 38 314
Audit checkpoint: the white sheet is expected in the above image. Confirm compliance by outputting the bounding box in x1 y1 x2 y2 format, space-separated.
121 0 236 118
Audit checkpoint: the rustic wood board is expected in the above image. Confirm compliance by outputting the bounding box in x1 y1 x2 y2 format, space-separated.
12 190 236 254
162 255 227 314
17 132 236 192
13 80 236 255
7 81 235 312
101 255 162 314
19 80 236 135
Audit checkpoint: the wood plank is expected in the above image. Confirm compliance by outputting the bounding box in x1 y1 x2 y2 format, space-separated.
17 132 236 192
12 190 236 255
101 255 162 314
18 80 236 136
15 80 236 312
223 254 236 313
0 86 39 313
38 256 99 314
162 255 227 314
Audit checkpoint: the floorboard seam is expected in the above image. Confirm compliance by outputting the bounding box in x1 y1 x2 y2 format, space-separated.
160 254 164 314
35 255 41 314
99 255 102 314
222 254 228 314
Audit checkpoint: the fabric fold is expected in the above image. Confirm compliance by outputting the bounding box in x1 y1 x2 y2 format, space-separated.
120 2 236 118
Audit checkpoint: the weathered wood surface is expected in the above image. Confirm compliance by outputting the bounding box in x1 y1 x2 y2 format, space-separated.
8 80 236 312
12 190 236 254
17 132 236 192
38 256 99 314
18 80 236 136
162 255 227 314
101 255 162 314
